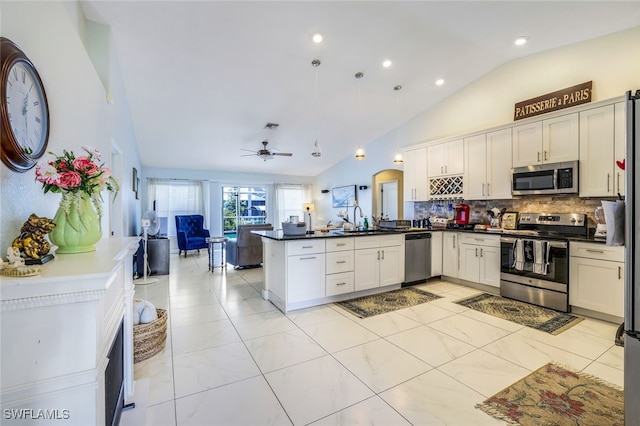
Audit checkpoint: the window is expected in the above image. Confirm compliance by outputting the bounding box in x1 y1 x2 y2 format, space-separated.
275 184 312 227
222 186 267 238
147 179 205 236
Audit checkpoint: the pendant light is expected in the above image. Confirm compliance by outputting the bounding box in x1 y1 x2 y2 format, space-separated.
393 85 404 165
354 72 366 160
311 59 322 158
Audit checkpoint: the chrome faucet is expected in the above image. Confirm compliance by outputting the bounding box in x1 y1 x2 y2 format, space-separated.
353 205 364 227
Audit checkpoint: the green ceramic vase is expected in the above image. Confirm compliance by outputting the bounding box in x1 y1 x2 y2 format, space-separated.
49 194 102 254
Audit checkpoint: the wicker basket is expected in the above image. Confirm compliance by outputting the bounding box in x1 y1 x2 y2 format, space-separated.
133 308 167 363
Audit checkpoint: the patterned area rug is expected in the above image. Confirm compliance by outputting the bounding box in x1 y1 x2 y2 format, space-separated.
477 362 624 426
335 287 442 318
453 293 583 335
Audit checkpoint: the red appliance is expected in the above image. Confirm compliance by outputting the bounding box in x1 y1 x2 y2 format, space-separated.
454 204 470 225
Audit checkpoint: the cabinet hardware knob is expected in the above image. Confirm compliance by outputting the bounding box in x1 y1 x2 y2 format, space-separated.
475 247 478 257
538 152 541 162
337 260 347 264
619 266 623 280
585 249 604 254
544 150 548 161
300 256 316 260
607 173 611 193
337 282 347 286
302 245 313 249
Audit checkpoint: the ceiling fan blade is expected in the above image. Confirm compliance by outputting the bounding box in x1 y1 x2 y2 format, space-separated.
240 153 257 157
272 152 293 156
240 148 257 153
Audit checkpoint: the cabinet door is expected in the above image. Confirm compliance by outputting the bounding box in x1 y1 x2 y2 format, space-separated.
379 245 404 286
403 149 416 201
444 139 464 175
464 134 487 200
427 144 446 177
287 254 326 303
512 121 543 167
442 232 459 278
570 257 624 317
486 128 513 199
579 105 615 197
614 102 626 196
458 243 481 283
543 113 579 163
354 248 380 291
431 232 443 276
479 245 501 287
413 147 429 201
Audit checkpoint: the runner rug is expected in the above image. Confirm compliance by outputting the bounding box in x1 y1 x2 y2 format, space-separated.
477 362 624 426
335 287 442 318
453 293 583 335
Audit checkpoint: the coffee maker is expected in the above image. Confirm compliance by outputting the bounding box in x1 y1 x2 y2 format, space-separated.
454 203 470 225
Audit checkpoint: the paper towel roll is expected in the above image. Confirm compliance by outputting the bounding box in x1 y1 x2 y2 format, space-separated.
602 200 625 246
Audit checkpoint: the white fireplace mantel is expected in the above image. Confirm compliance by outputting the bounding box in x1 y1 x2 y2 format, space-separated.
0 237 140 425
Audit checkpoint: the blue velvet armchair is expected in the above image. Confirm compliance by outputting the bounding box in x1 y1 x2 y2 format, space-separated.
175 215 210 257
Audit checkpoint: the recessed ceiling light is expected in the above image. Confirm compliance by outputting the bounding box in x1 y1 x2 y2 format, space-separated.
514 36 528 46
435 79 445 86
382 59 392 68
312 33 323 43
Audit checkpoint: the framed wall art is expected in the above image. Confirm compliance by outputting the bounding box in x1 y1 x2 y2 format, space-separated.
332 185 356 208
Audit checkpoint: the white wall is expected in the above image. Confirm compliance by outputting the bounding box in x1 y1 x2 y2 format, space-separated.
0 1 142 251
316 26 640 223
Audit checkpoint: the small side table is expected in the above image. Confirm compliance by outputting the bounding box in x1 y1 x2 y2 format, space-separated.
206 237 227 271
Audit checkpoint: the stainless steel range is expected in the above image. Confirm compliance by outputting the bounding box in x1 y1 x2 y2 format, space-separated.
500 213 588 312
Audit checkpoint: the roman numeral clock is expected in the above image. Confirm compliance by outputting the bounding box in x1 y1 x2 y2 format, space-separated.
0 37 50 172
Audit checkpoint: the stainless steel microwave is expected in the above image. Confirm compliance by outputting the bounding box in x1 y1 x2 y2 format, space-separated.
511 160 578 195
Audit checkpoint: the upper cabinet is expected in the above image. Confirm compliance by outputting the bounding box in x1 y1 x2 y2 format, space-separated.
427 139 463 178
512 113 579 167
579 103 626 197
403 147 428 202
464 129 512 200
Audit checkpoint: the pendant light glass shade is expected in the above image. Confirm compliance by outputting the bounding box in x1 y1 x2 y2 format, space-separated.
354 72 365 161
355 146 366 160
393 151 404 164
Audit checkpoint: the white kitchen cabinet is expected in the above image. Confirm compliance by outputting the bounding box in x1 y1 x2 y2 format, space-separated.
403 147 428 201
325 238 355 296
354 235 405 291
464 129 512 200
458 234 500 287
512 114 578 167
442 232 459 278
579 105 616 197
431 231 443 276
287 240 326 304
570 242 624 317
614 102 626 196
428 139 463 178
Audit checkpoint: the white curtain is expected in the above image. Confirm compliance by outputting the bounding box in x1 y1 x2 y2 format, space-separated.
274 184 312 230
146 178 206 236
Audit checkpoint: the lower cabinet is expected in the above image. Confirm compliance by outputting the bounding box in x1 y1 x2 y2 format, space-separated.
458 234 500 287
354 235 405 291
442 232 459 278
325 238 355 296
431 231 443 276
287 239 326 303
570 242 624 317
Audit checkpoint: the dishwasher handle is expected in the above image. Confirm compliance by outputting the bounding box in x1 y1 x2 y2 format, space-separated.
405 232 432 240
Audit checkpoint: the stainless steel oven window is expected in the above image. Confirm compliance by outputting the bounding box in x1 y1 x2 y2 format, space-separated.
500 238 569 285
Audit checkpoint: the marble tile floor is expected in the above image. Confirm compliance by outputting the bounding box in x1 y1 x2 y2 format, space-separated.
122 251 624 426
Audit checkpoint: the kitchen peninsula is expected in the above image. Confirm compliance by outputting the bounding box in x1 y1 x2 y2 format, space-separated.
259 230 405 313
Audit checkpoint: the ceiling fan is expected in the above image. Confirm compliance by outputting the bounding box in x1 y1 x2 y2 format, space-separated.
241 140 293 161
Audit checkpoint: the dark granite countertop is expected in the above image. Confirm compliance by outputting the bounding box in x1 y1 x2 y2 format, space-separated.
255 228 430 241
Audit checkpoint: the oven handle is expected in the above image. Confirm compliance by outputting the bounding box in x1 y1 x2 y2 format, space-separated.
500 237 567 249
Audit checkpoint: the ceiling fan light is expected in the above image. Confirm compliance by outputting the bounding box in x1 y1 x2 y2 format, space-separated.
355 146 366 160
393 152 404 164
311 140 322 157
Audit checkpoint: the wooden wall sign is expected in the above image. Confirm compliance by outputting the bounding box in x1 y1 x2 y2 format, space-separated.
514 81 592 121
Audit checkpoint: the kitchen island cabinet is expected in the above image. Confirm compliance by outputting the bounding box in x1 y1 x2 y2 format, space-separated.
569 241 624 318
261 232 405 313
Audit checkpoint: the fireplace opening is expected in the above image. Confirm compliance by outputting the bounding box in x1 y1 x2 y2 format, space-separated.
105 320 124 426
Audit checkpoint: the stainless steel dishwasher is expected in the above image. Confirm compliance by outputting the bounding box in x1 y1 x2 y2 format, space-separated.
403 232 432 286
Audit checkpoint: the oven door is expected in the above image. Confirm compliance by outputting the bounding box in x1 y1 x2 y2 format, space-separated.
500 236 568 292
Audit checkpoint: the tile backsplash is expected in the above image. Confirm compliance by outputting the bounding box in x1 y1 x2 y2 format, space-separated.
413 195 622 229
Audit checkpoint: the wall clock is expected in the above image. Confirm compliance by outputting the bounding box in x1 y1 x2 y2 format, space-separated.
0 37 50 172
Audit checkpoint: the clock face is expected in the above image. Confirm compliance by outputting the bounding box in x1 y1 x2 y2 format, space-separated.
5 60 48 156
0 37 50 172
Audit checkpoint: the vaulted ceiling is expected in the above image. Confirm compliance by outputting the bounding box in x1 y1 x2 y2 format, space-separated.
81 1 640 176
